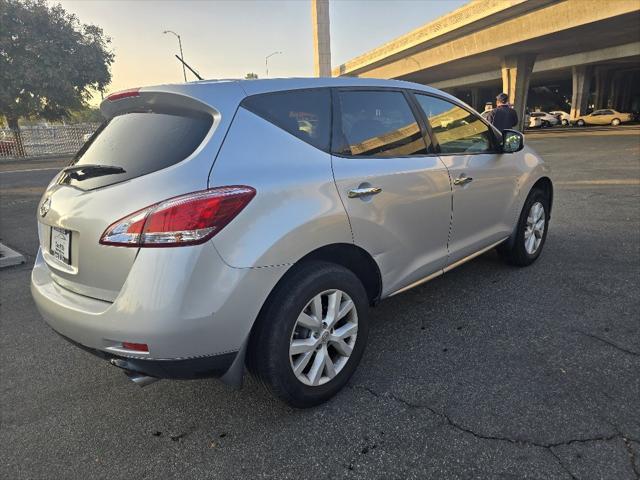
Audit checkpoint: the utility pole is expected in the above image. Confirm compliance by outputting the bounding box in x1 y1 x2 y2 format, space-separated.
312 0 332 77
163 30 187 82
265 51 282 78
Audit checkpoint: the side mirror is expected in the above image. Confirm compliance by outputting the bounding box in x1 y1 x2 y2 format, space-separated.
502 129 524 153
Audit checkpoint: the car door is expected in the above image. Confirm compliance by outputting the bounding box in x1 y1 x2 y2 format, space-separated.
412 93 520 266
589 110 606 125
331 88 452 296
599 110 615 124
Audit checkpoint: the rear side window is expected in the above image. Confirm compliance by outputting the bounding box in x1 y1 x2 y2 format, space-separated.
241 89 330 151
61 112 212 190
334 90 428 157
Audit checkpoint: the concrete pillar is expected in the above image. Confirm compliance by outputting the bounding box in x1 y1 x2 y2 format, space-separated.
593 67 610 110
619 75 632 111
501 54 536 131
610 73 624 110
312 0 332 77
570 65 592 119
470 87 480 112
607 73 618 108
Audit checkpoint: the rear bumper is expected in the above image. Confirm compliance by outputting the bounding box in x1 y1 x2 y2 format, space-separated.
31 242 287 368
57 331 237 379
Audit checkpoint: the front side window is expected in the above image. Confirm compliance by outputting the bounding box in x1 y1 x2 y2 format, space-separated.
241 89 330 151
414 94 493 155
334 90 428 157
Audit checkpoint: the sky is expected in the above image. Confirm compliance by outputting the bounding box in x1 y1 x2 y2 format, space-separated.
54 0 468 105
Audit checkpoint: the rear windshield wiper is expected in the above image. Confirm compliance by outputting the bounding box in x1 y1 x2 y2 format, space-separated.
61 164 126 181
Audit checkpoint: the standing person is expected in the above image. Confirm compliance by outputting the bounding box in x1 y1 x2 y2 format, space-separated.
485 93 519 132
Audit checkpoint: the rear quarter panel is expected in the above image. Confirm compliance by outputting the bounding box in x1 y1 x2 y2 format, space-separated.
209 107 352 268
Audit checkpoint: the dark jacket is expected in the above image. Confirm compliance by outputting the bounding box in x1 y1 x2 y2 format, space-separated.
486 105 518 132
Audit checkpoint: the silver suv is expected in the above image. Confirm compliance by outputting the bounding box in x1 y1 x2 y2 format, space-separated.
32 78 552 407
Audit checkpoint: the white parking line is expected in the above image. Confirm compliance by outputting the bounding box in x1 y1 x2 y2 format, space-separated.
0 167 61 174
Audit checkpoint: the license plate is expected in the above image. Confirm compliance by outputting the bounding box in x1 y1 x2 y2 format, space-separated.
50 227 71 265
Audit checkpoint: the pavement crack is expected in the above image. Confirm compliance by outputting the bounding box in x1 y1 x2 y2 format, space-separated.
353 384 620 450
577 330 640 357
549 448 579 480
623 437 640 479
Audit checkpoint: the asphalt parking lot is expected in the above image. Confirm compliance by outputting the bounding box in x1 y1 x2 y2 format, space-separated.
1 127 639 479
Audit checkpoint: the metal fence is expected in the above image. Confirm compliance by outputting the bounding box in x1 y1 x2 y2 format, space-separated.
0 124 100 159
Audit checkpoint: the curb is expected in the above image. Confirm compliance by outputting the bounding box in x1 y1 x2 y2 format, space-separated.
0 243 26 268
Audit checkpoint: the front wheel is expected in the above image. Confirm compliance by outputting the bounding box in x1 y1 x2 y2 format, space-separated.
498 188 550 266
611 118 621 126
561 119 569 126
247 261 369 408
576 119 585 127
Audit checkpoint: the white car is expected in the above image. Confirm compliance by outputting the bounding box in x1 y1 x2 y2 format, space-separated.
523 112 542 129
528 112 559 127
549 111 570 126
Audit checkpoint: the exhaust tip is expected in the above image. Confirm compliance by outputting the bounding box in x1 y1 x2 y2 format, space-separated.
110 358 159 387
125 370 159 387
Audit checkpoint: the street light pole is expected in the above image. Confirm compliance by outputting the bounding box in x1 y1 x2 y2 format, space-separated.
163 30 187 82
265 51 283 78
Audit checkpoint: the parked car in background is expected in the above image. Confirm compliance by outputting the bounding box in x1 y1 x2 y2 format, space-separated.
523 112 542 129
529 111 559 127
549 110 570 126
31 78 553 407
572 109 633 126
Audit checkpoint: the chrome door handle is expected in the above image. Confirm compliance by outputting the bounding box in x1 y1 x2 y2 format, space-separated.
348 186 382 198
453 175 473 186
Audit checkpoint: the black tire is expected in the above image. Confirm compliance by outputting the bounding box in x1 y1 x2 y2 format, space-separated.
498 188 550 267
561 119 569 126
247 261 369 408
611 118 621 126
576 119 585 127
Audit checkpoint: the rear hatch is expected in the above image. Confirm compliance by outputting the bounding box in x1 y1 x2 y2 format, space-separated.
36 83 245 301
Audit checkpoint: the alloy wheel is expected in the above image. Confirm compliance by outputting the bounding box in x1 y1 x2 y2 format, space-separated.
524 201 545 255
289 289 358 386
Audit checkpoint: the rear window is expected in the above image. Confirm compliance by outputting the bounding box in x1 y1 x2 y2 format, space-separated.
241 89 330 151
59 111 212 190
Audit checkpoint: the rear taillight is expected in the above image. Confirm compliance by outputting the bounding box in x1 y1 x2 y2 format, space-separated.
100 186 256 247
106 88 140 102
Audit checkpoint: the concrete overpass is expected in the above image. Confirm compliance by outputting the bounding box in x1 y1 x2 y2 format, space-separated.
333 0 640 130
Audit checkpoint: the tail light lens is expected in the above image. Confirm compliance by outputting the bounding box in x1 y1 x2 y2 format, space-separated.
106 88 140 102
100 186 256 247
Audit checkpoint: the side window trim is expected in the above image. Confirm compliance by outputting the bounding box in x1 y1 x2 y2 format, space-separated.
330 86 433 159
409 90 501 155
405 90 440 154
402 89 436 155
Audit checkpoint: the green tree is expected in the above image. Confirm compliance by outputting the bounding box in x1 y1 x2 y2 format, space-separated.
68 106 104 124
0 0 114 153
245 72 259 79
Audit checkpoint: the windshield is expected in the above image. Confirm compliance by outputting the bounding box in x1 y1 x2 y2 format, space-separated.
59 111 213 190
